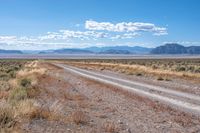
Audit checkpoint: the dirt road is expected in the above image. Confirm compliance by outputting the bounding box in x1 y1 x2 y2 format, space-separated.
56 63 200 116
23 62 200 133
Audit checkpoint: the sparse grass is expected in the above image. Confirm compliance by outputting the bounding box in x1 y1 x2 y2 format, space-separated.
65 58 200 82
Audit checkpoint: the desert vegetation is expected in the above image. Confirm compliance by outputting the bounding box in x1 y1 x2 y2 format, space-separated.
0 60 47 132
1 59 200 132
63 58 200 82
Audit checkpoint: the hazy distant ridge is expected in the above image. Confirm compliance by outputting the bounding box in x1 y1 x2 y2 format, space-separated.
0 49 23 54
39 46 152 54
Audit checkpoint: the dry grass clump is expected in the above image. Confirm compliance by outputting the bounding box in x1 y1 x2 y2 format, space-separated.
0 106 16 129
71 110 89 125
102 121 119 133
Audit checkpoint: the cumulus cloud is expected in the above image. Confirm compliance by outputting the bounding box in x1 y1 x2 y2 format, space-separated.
39 30 108 41
0 20 169 50
85 20 167 35
0 36 17 43
111 33 140 39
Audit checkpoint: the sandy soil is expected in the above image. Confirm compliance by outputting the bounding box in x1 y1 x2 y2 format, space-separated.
22 62 200 133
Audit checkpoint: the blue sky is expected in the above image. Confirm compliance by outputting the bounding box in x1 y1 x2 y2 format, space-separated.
0 0 200 50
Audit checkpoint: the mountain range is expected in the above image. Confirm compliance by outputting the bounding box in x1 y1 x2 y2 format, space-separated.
151 43 200 54
0 49 23 54
0 44 199 54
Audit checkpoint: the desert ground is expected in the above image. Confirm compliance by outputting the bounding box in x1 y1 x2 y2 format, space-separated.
0 58 200 133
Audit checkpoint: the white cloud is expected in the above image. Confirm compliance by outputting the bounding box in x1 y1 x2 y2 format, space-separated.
0 20 169 50
163 41 200 46
111 33 140 39
0 36 17 43
85 20 168 35
39 30 108 41
60 30 108 40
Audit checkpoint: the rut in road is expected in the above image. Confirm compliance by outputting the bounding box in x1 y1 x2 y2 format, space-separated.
55 63 200 116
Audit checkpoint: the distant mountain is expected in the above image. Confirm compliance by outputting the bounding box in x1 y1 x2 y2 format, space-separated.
38 46 152 54
0 49 23 54
151 43 200 54
85 46 152 54
99 49 131 54
39 49 93 54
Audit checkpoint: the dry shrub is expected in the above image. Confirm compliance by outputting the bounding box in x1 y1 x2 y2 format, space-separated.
28 108 50 120
28 107 62 121
20 78 31 88
27 86 40 98
17 68 46 78
0 106 16 129
14 99 37 118
0 81 10 91
71 110 89 125
25 61 39 68
102 121 119 133
9 88 28 102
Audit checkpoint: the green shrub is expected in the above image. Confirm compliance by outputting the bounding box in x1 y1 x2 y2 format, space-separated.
20 78 31 88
